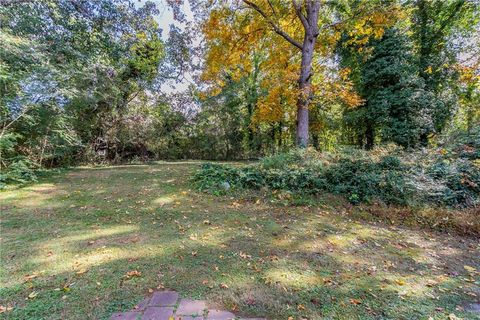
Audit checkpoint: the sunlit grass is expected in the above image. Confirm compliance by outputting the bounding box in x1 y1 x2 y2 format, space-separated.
1 162 479 319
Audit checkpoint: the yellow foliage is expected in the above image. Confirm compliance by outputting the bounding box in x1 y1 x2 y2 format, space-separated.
201 1 398 124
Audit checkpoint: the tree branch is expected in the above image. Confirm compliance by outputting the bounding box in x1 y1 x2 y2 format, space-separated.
432 0 466 42
0 0 33 6
267 0 277 16
292 0 309 29
242 0 303 50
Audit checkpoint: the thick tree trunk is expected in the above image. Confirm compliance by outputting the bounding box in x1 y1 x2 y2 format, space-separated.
296 33 317 148
294 1 320 148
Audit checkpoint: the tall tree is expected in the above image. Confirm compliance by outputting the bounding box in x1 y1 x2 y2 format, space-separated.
241 1 320 147
411 0 479 138
361 28 435 148
200 0 395 149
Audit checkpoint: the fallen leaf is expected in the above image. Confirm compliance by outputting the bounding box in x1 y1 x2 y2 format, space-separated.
349 298 362 305
426 279 437 287
124 270 142 279
245 297 256 305
464 265 476 273
24 273 38 282
28 291 38 299
395 279 406 286
0 305 13 313
219 283 229 289
76 268 88 275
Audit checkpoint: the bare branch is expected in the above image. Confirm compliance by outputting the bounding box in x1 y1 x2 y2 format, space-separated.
242 0 303 50
292 0 309 29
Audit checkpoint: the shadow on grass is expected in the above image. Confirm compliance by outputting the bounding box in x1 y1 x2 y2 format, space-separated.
1 162 479 320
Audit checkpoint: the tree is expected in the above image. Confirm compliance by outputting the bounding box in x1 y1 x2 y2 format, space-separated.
1 0 166 164
361 28 435 148
200 1 396 149
241 1 320 147
411 0 480 138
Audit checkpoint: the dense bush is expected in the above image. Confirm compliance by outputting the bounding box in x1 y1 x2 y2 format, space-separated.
0 157 38 188
193 135 480 208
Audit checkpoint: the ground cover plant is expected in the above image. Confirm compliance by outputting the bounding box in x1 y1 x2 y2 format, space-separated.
194 129 480 210
1 162 479 319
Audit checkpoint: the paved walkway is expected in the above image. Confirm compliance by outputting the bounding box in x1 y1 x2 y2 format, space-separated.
110 290 265 320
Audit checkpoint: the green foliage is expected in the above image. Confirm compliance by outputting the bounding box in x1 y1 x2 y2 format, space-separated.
0 0 168 179
192 163 243 195
0 157 37 188
194 131 480 208
322 156 407 204
344 28 436 148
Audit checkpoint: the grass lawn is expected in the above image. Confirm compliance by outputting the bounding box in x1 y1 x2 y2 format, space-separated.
1 161 479 319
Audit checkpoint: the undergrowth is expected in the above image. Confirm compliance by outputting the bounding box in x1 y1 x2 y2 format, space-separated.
193 130 480 209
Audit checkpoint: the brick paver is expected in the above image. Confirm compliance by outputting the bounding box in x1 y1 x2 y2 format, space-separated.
176 299 207 316
149 291 179 307
206 309 236 320
142 307 174 320
109 290 265 320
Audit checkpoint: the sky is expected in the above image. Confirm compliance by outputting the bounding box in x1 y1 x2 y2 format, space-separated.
135 0 191 39
135 0 195 93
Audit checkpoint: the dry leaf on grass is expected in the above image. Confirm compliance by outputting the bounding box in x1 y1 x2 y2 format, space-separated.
123 270 142 279
0 306 13 313
24 273 38 282
76 268 88 275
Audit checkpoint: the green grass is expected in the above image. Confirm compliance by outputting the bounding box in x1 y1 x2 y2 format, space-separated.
1 161 479 319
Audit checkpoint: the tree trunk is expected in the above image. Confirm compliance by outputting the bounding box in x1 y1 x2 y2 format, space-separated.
365 123 375 150
246 102 255 154
312 131 319 150
295 2 320 148
296 36 316 148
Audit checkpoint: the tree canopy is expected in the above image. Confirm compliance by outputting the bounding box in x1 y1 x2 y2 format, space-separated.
0 0 479 181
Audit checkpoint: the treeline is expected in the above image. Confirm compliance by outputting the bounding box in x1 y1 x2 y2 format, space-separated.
1 0 479 186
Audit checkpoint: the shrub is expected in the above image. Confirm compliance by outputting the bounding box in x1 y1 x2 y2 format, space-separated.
193 139 480 209
321 156 407 204
0 157 38 188
192 163 241 194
